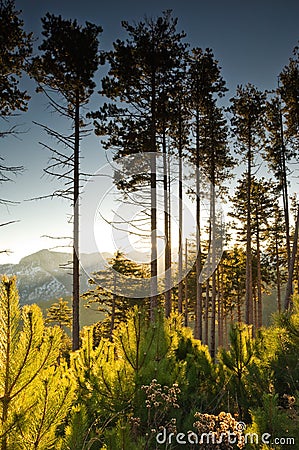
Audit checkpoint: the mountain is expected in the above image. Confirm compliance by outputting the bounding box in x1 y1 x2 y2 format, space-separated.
0 249 111 304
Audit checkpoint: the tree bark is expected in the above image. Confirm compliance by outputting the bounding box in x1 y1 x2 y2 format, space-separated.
279 105 291 268
210 182 217 359
195 108 203 340
178 110 183 314
275 232 282 313
184 238 188 327
256 213 263 328
150 73 158 320
163 125 171 317
245 133 253 325
204 278 210 346
72 89 80 351
217 267 223 348
284 206 299 310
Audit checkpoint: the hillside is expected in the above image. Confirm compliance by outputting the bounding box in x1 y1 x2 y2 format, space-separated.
0 249 111 305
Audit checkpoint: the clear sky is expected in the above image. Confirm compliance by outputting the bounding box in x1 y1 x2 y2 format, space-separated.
1 0 299 263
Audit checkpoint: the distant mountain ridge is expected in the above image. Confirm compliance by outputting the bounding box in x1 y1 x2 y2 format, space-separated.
0 249 111 304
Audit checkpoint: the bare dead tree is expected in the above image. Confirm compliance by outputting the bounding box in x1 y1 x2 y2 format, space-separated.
29 14 102 350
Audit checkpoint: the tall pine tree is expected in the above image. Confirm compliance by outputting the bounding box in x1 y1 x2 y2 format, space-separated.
92 11 187 319
187 47 227 340
229 84 266 326
31 14 102 350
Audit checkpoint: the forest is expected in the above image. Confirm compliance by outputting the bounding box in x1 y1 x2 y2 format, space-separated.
1 1 299 449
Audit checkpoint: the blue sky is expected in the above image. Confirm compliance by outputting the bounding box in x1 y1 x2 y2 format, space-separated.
1 0 299 263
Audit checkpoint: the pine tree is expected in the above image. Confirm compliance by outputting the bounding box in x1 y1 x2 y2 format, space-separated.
264 95 295 269
187 47 227 340
0 0 32 125
230 176 277 328
0 276 71 449
30 14 102 350
285 205 299 309
279 45 299 144
219 322 255 421
229 84 266 326
82 251 149 342
198 101 233 358
91 11 187 320
168 75 190 315
45 298 72 330
277 46 299 297
70 307 181 447
0 0 32 231
264 203 288 312
273 295 299 394
17 366 75 450
219 246 246 324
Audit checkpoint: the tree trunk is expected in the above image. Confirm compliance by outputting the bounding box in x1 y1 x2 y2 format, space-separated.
217 267 223 348
253 286 257 333
210 182 217 359
184 238 188 327
282 161 291 268
195 107 203 339
178 111 183 314
279 105 291 268
150 73 158 320
204 220 212 346
256 214 263 328
245 137 253 325
72 89 80 351
275 233 282 313
163 125 171 317
285 206 299 310
204 280 210 346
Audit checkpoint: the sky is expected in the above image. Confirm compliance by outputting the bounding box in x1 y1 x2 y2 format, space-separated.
1 0 299 264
